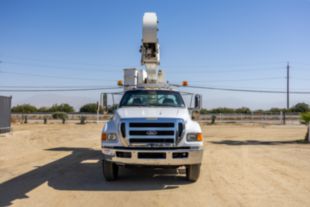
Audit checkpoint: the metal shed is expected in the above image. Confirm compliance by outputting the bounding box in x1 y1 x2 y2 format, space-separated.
0 96 12 133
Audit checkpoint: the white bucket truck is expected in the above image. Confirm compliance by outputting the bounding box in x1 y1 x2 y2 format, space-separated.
101 13 203 182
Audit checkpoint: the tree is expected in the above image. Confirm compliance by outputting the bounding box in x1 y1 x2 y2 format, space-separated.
80 103 102 113
290 103 309 113
38 106 50 113
209 107 235 114
235 107 251 114
49 104 74 113
200 108 208 115
11 104 37 113
253 109 265 114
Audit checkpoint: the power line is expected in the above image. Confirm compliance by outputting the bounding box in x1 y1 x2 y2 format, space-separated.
0 59 290 74
0 85 115 88
1 56 133 68
0 70 117 82
175 84 310 94
187 77 284 83
293 78 310 81
0 86 121 92
1 83 310 94
2 57 310 74
2 61 122 72
1 69 306 83
1 57 287 69
2 84 309 91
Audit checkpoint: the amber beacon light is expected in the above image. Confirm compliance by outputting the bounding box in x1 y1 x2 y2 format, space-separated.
182 81 189 86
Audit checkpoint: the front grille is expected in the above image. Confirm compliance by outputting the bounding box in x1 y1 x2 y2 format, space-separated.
124 118 184 146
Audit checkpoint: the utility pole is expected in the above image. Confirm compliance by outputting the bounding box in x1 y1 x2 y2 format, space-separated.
286 62 290 109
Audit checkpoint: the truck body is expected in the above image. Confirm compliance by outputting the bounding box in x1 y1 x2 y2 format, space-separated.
101 13 204 182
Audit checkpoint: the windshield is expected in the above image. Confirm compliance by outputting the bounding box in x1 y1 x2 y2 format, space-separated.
119 90 185 107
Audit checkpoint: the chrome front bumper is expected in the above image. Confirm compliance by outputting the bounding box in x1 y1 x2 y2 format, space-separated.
102 147 203 166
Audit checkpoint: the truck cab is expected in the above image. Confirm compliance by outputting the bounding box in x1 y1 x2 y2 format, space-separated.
101 87 203 181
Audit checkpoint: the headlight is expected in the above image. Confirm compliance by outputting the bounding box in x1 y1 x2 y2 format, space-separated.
101 133 118 142
186 133 203 142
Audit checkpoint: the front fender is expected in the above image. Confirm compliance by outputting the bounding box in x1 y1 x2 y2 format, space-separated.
102 120 128 147
178 120 203 148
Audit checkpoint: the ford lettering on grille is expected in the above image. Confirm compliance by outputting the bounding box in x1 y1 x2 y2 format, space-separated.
146 130 158 136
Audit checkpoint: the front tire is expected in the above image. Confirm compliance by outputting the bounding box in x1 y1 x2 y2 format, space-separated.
102 159 118 181
186 164 201 182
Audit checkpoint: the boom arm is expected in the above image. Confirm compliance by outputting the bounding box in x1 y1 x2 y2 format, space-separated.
140 12 160 82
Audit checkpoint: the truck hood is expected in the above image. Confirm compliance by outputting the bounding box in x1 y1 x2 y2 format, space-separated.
116 107 190 120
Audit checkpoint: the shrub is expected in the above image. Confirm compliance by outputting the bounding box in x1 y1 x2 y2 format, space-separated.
211 115 216 124
80 103 102 113
23 115 28 124
52 112 68 120
43 116 48 124
49 104 74 113
300 112 310 125
300 112 310 142
80 116 86 124
11 104 37 113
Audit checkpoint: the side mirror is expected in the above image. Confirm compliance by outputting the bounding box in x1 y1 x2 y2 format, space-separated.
194 94 202 109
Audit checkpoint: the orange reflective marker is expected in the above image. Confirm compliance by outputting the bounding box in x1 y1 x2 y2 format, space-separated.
197 133 203 141
101 133 107 141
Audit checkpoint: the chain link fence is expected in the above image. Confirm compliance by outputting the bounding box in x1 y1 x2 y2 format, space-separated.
199 112 300 125
11 112 301 125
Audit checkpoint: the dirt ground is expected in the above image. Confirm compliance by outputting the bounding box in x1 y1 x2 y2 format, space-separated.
0 123 309 207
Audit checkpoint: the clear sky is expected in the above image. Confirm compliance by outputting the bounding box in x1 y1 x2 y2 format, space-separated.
0 0 309 109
